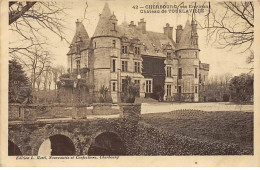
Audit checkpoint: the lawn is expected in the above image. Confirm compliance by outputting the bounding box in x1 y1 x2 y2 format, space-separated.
141 110 253 151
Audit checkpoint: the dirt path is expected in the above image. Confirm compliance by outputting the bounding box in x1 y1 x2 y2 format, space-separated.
141 102 253 114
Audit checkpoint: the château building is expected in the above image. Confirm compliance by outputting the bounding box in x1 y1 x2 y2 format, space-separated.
64 3 209 103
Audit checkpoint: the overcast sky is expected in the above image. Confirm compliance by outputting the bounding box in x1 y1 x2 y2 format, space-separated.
20 0 253 77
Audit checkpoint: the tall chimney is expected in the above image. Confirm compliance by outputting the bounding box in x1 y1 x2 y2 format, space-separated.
129 21 136 27
138 18 146 34
176 25 183 43
163 23 173 40
75 19 80 28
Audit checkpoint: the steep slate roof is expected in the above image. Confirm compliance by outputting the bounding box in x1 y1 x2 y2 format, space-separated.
176 20 196 50
118 24 176 57
93 2 115 37
67 21 90 55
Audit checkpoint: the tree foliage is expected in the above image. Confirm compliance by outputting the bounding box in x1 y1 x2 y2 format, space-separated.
9 59 31 103
229 73 253 103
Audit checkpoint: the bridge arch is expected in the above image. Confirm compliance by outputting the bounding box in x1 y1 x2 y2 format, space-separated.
88 131 126 156
8 140 22 156
33 129 80 155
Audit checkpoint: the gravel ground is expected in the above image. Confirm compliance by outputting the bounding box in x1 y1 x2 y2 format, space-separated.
141 102 253 114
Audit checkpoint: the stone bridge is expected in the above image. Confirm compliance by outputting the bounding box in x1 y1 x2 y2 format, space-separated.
8 103 145 156
9 103 252 156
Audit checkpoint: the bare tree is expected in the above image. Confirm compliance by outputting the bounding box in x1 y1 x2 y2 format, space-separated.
9 1 69 60
47 70 53 91
13 47 52 100
52 65 65 91
35 72 42 91
196 2 254 52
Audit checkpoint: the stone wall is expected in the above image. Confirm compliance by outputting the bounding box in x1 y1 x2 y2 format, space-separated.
8 103 141 121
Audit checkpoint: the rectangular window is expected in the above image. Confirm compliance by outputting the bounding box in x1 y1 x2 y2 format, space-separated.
199 74 202 83
178 68 182 79
112 23 116 30
134 62 140 73
145 80 152 93
167 67 171 77
195 68 198 78
76 44 80 54
94 42 97 49
76 60 80 73
122 46 128 54
122 79 127 92
112 59 116 72
134 80 140 85
122 61 128 72
167 52 171 59
195 52 198 58
167 85 171 96
178 86 182 93
195 86 198 93
112 82 116 92
134 47 140 55
112 40 116 48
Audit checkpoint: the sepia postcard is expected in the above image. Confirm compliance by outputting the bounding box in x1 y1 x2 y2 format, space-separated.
0 0 260 167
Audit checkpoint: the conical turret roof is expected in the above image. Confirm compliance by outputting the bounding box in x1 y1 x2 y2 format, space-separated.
67 21 90 55
93 3 117 37
177 20 198 49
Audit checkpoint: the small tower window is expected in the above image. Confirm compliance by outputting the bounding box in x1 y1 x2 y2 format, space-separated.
77 60 80 73
167 67 171 77
112 40 116 48
195 52 198 58
167 85 171 96
112 82 116 91
195 68 198 78
94 42 97 49
112 59 116 72
178 68 182 79
195 86 198 93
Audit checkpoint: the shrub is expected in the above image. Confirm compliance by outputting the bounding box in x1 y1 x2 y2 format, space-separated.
121 76 139 103
223 94 230 102
99 85 112 103
230 73 253 103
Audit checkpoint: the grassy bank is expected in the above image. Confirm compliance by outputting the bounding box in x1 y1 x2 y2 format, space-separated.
141 110 253 153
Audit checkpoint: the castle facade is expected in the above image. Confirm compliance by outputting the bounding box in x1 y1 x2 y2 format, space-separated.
66 3 209 103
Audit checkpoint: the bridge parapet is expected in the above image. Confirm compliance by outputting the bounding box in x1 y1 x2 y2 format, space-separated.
9 103 141 122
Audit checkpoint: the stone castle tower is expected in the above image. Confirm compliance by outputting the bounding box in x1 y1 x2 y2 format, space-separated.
175 20 200 101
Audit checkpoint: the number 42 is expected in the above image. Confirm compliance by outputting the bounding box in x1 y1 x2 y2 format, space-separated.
132 5 138 9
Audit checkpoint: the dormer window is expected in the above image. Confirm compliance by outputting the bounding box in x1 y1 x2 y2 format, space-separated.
76 60 80 73
167 52 171 59
112 23 116 31
122 45 128 54
134 47 140 55
76 44 80 54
